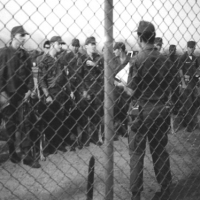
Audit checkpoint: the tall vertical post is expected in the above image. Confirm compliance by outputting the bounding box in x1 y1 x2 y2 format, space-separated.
104 1 114 200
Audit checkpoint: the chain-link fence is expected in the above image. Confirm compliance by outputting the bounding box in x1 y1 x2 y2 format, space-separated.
1 0 200 200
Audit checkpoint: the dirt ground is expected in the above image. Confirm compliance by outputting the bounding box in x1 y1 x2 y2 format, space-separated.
1 120 200 200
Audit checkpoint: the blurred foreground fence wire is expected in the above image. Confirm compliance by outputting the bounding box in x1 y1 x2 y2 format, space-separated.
1 0 200 200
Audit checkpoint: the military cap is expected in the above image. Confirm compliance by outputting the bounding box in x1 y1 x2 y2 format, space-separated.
43 40 50 49
136 20 155 34
154 37 163 45
187 41 196 48
113 42 126 51
85 36 96 45
11 25 29 38
71 38 80 47
169 44 176 48
50 36 65 44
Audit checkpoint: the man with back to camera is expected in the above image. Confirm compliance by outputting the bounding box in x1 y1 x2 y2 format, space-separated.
125 21 178 200
38 36 72 154
154 37 163 52
178 41 200 132
0 25 41 168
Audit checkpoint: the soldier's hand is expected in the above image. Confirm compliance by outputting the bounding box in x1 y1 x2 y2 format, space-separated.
46 96 53 104
86 60 95 67
83 91 88 98
0 92 9 109
70 92 75 100
114 80 122 87
182 83 187 89
23 90 31 102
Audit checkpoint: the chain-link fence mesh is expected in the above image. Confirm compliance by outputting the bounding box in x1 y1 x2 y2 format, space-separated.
1 0 200 200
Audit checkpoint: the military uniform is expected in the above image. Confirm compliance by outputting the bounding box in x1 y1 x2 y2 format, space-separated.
127 21 175 200
178 48 199 131
38 53 71 152
80 51 104 145
168 45 181 111
61 47 85 148
113 51 131 137
0 44 34 164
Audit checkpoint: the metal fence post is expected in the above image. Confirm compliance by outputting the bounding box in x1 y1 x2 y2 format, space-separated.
104 1 114 200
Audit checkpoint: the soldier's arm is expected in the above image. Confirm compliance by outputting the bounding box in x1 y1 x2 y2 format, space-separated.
38 59 49 97
26 53 34 91
80 56 88 96
0 49 8 93
124 59 138 97
177 56 186 88
0 49 9 106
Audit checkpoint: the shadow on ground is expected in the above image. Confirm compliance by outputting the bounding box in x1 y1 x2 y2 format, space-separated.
171 171 200 200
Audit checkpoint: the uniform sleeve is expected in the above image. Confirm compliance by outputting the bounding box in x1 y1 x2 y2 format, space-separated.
38 59 48 89
80 55 88 92
127 59 139 90
0 49 7 93
26 55 34 91
177 54 184 71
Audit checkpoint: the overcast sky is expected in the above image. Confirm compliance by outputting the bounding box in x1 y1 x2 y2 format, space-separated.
0 0 199 52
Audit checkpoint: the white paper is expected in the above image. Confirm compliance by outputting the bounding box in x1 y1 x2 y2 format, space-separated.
115 62 130 85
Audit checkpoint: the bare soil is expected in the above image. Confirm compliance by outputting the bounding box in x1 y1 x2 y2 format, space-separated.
0 122 200 200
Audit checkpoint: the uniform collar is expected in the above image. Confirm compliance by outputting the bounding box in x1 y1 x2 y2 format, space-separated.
141 43 156 51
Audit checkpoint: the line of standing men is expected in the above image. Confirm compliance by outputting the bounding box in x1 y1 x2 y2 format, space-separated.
154 36 200 132
0 25 104 168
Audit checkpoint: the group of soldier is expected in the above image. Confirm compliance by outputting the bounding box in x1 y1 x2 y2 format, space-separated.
0 20 200 200
0 26 105 169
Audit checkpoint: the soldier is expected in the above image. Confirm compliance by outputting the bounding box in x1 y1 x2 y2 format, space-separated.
154 37 163 52
35 40 50 67
178 41 200 132
126 21 176 200
38 36 71 154
0 25 41 168
81 36 104 146
61 38 85 150
168 45 181 106
113 42 131 139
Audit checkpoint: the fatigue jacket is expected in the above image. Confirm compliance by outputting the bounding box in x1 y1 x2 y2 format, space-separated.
62 51 84 93
127 45 175 104
81 52 104 95
38 54 70 95
0 46 34 96
178 52 199 88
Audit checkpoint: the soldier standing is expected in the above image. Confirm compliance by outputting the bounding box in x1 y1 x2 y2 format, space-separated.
0 25 40 168
38 36 71 154
61 38 85 150
168 45 181 111
81 36 104 146
126 21 176 200
113 42 131 139
178 41 199 132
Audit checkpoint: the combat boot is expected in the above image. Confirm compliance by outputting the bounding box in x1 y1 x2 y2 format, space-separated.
151 186 171 200
131 192 141 200
8 143 21 164
23 148 41 168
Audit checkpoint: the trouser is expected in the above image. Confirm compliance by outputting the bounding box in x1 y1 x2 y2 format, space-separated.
20 101 39 150
43 90 71 149
114 86 130 137
128 102 172 193
80 93 103 143
180 88 198 129
2 94 37 156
